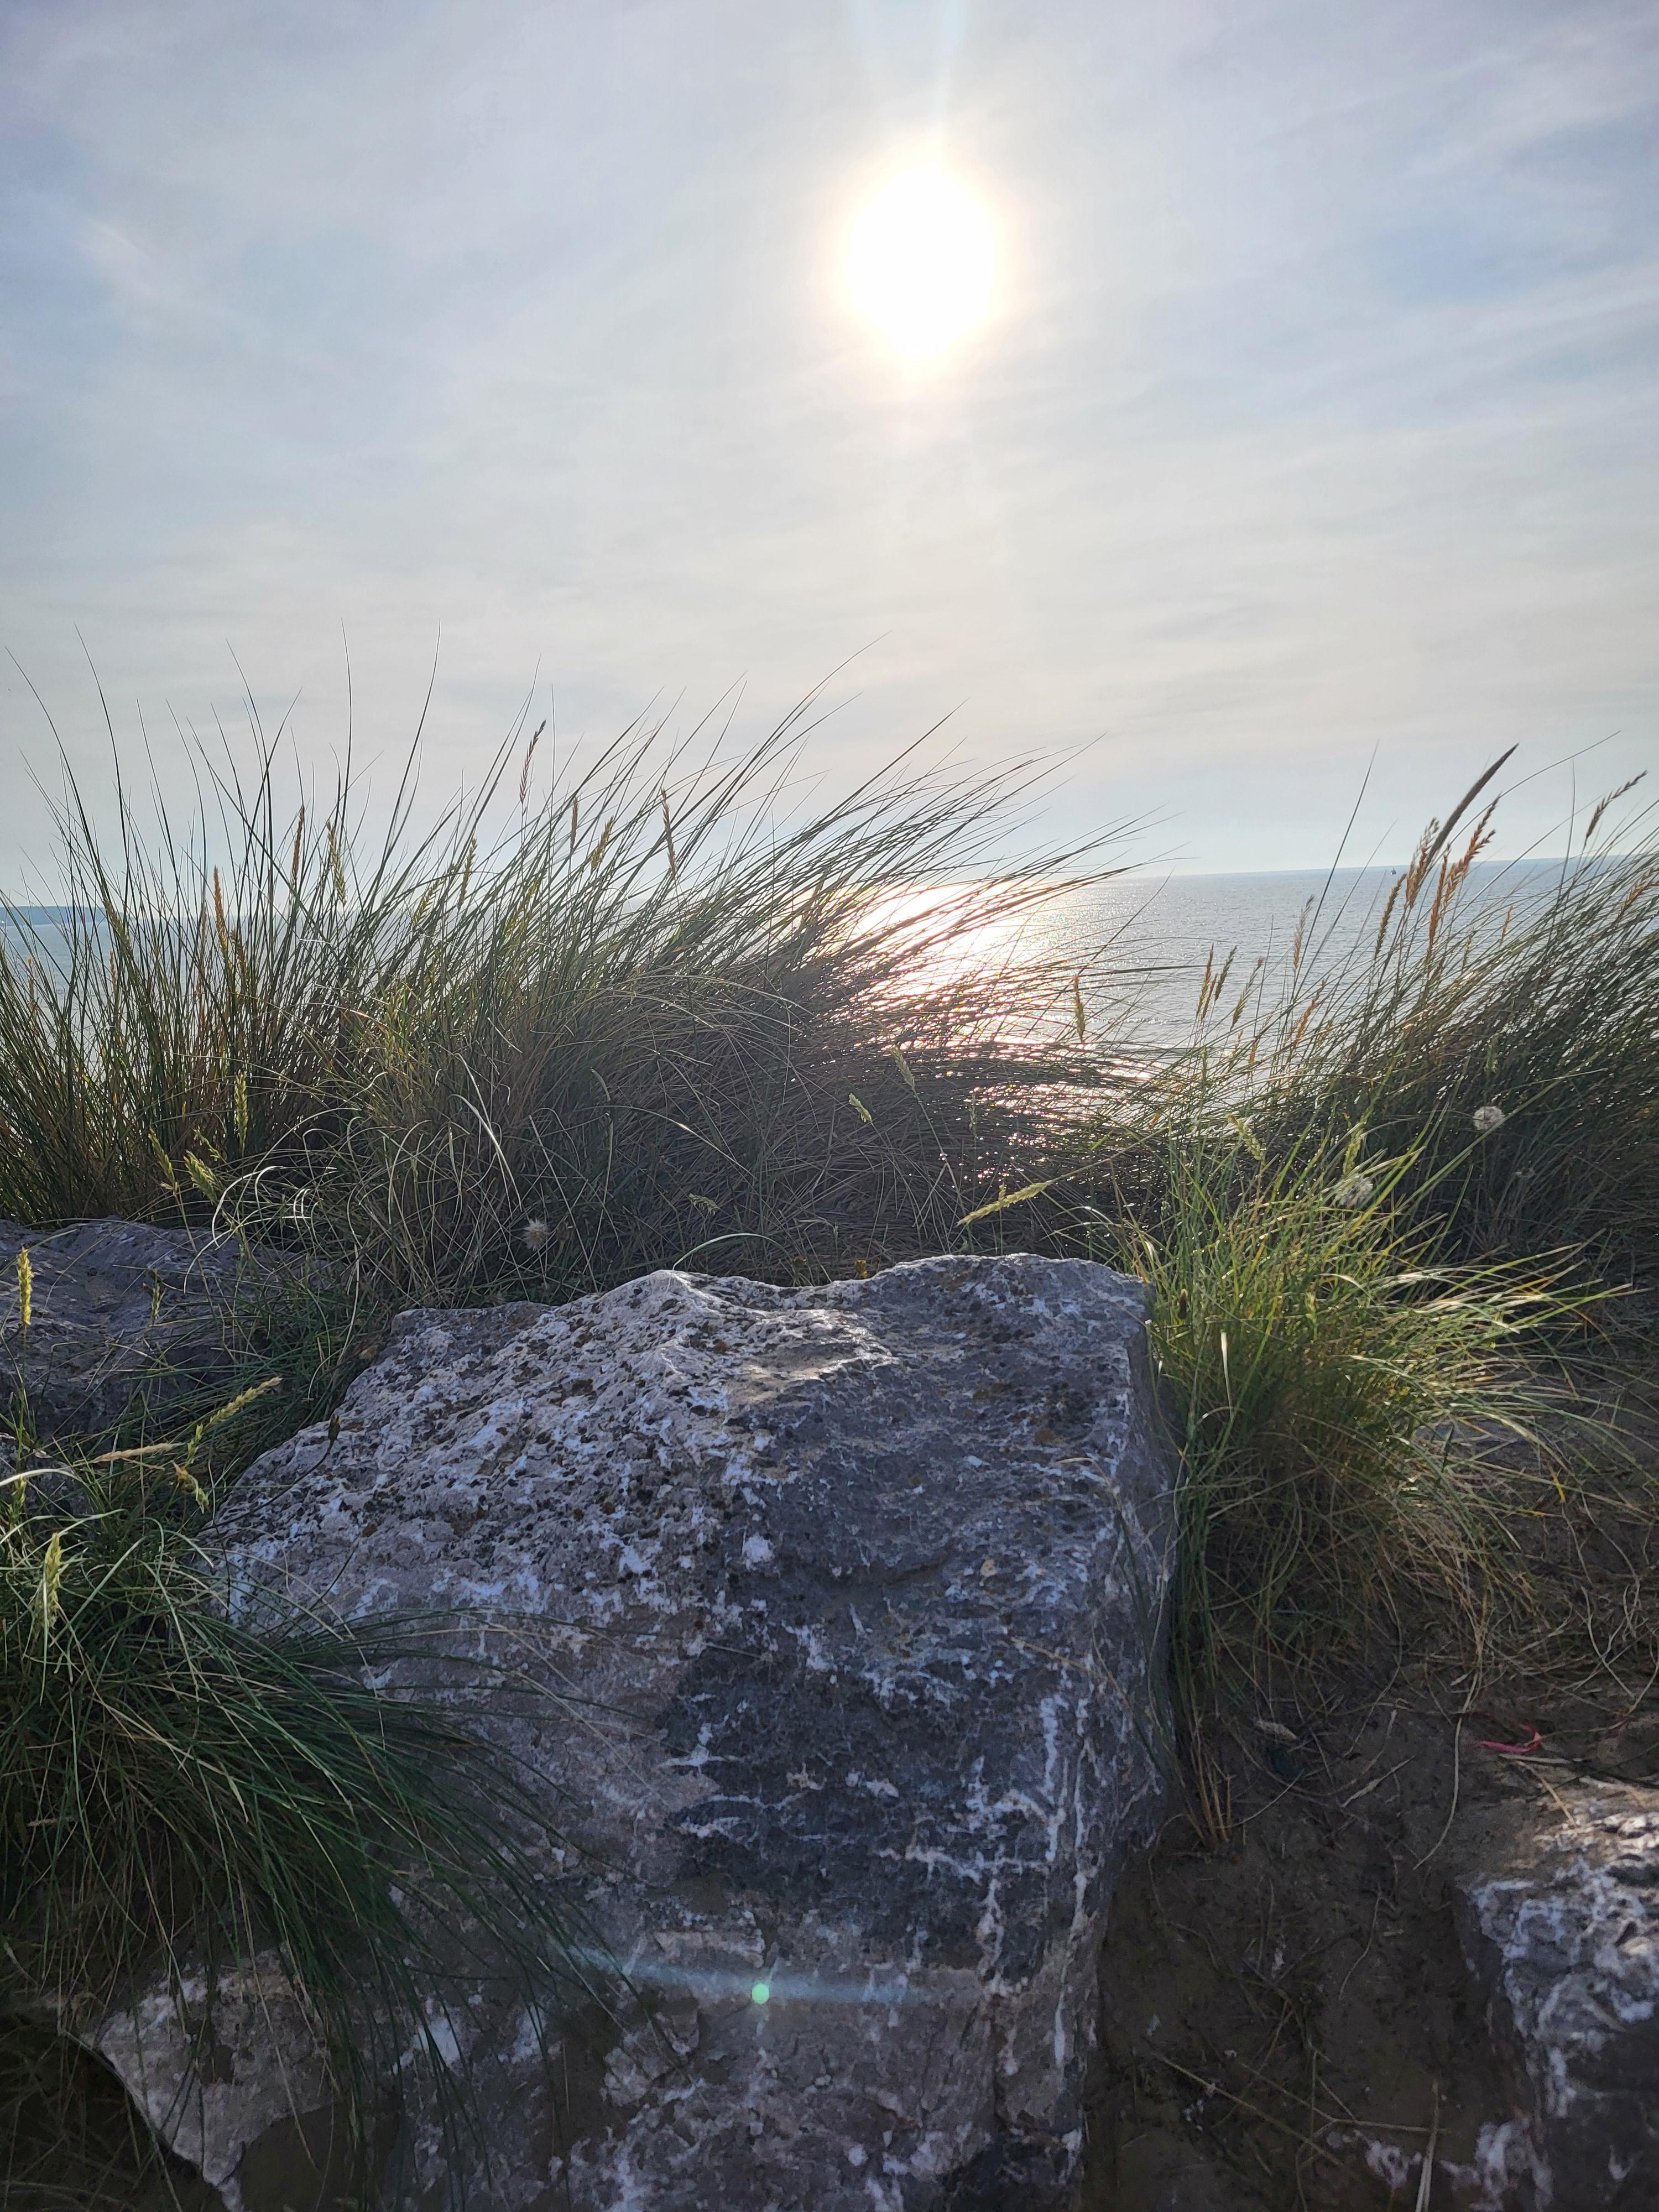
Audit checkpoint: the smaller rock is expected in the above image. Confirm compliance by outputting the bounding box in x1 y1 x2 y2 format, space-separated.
86 1958 332 2212
0 1217 288 1443
1457 1776 1659 2209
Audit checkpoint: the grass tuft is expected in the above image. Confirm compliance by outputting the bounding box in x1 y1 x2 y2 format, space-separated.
1056 762 1659 1793
0 700 1125 1305
1137 774 1659 1277
1094 1129 1610 1707
1 1418 592 2205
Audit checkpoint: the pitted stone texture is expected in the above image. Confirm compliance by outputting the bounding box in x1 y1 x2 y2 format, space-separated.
91 1254 1173 2211
1457 1778 1659 2209
0 1217 264 1442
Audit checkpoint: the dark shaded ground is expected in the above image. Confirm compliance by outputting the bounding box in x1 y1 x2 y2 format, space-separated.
1081 1441 1659 2211
1084 1694 1525 2209
0 2018 222 2211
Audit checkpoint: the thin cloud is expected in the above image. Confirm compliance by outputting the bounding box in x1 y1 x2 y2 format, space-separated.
1 0 1653 872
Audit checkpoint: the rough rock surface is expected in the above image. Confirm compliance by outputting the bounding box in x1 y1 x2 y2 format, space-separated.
87 1253 1174 2211
91 1959 333 2208
0 1216 266 1442
1457 1777 1659 2209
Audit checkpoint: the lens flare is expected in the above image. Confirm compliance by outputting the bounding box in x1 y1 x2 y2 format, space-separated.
847 166 994 359
576 1947 916 2008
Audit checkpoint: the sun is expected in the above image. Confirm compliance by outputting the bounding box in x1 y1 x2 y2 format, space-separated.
847 166 994 361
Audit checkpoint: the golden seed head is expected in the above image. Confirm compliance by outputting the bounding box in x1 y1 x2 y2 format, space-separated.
38 1528 64 1634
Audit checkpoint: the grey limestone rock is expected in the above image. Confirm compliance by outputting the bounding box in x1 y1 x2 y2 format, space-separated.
1457 1777 1659 2209
0 1215 269 1443
85 1253 1175 2210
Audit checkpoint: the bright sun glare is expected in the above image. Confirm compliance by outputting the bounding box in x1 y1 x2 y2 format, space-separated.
847 166 994 361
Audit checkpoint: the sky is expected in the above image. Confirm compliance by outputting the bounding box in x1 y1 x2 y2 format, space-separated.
2 0 1655 878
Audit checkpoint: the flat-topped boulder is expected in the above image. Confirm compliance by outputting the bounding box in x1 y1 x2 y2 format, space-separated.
84 1253 1176 2211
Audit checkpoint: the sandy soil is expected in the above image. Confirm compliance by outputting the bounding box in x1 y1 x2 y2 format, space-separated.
1081 1558 1659 2205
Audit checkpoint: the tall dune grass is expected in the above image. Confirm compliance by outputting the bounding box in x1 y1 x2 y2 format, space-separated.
1095 1129 1606 1703
0 701 1120 1302
1071 761 1659 1283
1045 759 1659 1806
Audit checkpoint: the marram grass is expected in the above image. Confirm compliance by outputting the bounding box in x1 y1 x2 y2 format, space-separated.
1073 757 1659 1279
0 698 1124 1304
1100 1129 1605 1668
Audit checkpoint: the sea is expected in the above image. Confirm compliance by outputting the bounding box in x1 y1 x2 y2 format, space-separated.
1017 858 1568 1050
4 858 1569 1056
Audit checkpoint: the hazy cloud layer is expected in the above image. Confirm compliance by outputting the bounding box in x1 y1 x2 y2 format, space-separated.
2 0 1654 871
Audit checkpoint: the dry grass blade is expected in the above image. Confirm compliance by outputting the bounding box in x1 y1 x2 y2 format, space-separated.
1414 2080 1441 2210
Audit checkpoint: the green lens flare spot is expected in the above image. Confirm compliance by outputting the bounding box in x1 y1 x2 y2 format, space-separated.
751 1981 770 2005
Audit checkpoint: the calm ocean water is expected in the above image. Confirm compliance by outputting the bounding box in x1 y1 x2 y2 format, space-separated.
1023 858 1568 1048
4 858 1568 1056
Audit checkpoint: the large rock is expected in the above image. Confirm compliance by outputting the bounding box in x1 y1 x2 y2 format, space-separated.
0 1216 268 1443
86 1254 1175 2210
1457 1777 1659 2209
